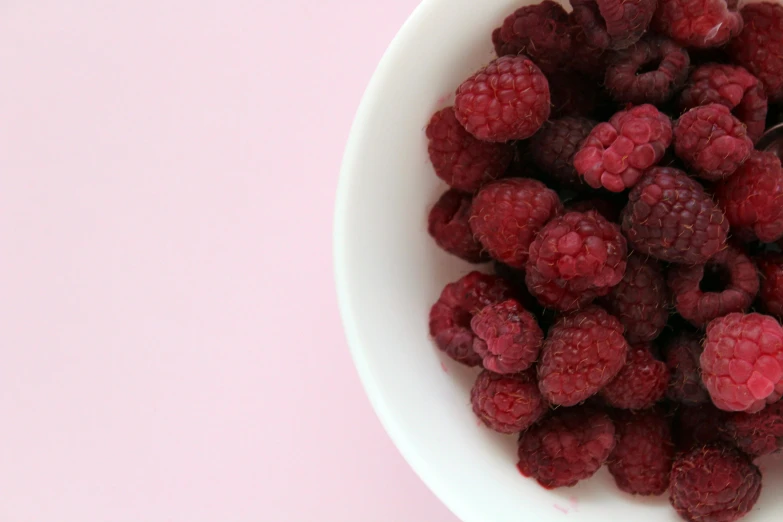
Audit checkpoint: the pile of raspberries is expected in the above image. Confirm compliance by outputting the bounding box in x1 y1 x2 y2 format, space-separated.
426 1 783 520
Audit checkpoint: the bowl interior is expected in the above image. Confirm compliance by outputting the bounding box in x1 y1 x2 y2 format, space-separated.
334 0 783 520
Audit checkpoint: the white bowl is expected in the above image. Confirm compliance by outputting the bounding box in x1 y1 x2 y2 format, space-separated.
334 1 782 520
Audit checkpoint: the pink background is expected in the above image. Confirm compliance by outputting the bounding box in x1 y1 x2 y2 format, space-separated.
0 1 458 520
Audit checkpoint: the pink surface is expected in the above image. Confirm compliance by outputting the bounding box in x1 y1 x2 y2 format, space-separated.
0 1 458 521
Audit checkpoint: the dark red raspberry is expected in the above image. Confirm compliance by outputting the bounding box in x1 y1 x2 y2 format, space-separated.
701 312 783 412
492 27 518 57
604 36 690 105
426 107 514 193
517 407 615 489
722 401 783 457
653 0 742 48
679 64 768 144
729 2 783 102
600 255 668 344
567 19 609 79
548 73 601 118
574 104 672 192
566 197 623 223
538 305 629 406
758 253 783 319
666 333 710 405
674 403 727 449
667 246 759 327
471 299 543 374
716 150 783 243
621 167 729 264
673 104 753 182
497 1 573 73
471 369 547 434
454 56 550 142
524 267 607 312
427 190 488 263
600 344 668 409
530 117 596 191
570 0 656 50
608 409 674 496
470 178 562 269
428 272 511 366
670 445 761 522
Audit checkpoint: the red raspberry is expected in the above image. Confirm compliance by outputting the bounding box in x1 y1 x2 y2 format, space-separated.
454 56 550 142
471 299 543 374
524 267 607 312
538 305 629 406
574 104 672 192
729 2 783 102
470 178 562 269
701 312 783 412
674 403 727 449
666 333 710 405
548 73 601 118
600 255 668 344
570 0 656 50
722 401 783 457
604 36 690 105
621 167 729 264
530 117 596 191
600 344 668 409
497 1 573 74
427 190 488 263
517 407 615 489
716 150 783 243
471 369 547 434
428 272 512 366
426 107 514 193
566 197 623 223
667 246 759 327
670 445 761 522
679 64 768 144
653 0 742 48
608 409 674 496
758 253 783 319
673 104 753 182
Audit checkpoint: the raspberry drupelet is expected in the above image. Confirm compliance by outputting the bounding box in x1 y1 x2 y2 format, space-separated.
427 190 488 263
426 107 514 193
470 178 562 269
621 167 729 264
666 333 710 405
573 104 672 192
673 104 753 182
653 0 743 48
530 117 597 191
429 272 512 366
569 0 656 50
758 253 783 320
471 369 547 434
600 344 668 409
701 312 783 412
497 1 573 73
722 401 783 457
729 2 783 102
471 299 543 374
454 56 551 142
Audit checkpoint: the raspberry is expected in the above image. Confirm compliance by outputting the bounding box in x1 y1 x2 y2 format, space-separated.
568 19 610 79
471 369 547 434
729 2 783 102
566 197 623 223
600 344 668 409
530 117 596 191
428 272 512 366
716 150 783 243
722 401 783 457
758 253 783 319
538 306 629 406
621 167 729 264
427 190 488 263
454 56 550 142
666 333 710 405
570 0 656 50
574 104 672 192
604 36 690 105
517 407 615 489
524 267 607 312
679 64 768 144
548 73 601 118
600 255 668 344
653 0 743 48
701 312 783 412
471 299 543 374
673 104 753 182
608 409 674 496
497 1 573 73
426 107 514 193
492 27 517 57
668 246 759 327
670 445 762 522
674 403 727 449
470 178 562 269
